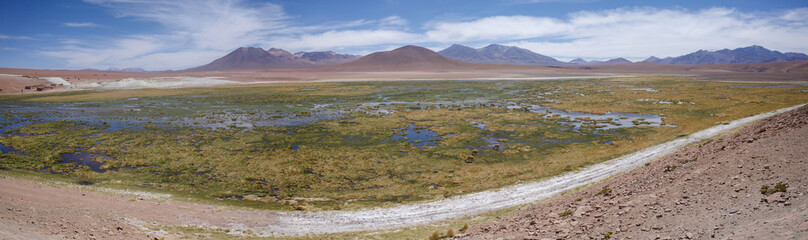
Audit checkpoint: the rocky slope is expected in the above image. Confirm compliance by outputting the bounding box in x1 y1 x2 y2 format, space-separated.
459 105 808 239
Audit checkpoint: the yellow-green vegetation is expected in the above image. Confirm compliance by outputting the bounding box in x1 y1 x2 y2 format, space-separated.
559 210 574 217
761 182 788 195
1 76 807 212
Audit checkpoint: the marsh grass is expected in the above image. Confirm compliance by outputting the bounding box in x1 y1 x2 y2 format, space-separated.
1 76 807 211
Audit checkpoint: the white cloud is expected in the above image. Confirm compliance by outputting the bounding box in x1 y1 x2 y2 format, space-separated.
511 0 601 3
64 22 100 27
278 19 374 34
60 39 84 45
424 16 569 42
379 16 408 28
267 29 420 51
42 0 289 70
41 35 166 69
781 8 808 22
0 34 33 40
38 3 808 69
426 7 808 60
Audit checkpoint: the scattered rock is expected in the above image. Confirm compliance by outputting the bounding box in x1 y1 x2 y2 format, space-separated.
685 232 694 239
764 192 786 204
573 205 593 217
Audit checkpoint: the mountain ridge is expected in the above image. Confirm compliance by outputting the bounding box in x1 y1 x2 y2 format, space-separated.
186 47 360 71
438 44 569 66
647 45 808 65
333 45 477 71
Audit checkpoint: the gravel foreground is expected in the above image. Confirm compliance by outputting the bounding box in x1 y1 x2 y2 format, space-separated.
458 105 808 240
0 104 806 239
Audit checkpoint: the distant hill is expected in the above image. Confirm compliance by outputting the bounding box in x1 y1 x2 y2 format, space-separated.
570 57 633 66
438 44 569 66
642 56 662 63
587 58 633 66
335 45 474 71
108 67 147 73
187 47 360 71
569 58 588 65
78 67 149 73
294 51 359 65
646 45 808 65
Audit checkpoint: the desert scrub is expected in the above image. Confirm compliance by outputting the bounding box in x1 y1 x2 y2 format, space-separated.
559 210 574 217
594 186 612 197
429 231 442 240
761 182 788 195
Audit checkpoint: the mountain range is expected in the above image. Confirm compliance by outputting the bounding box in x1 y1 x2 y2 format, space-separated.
566 57 633 66
643 45 808 65
186 47 360 71
437 44 569 66
184 44 807 71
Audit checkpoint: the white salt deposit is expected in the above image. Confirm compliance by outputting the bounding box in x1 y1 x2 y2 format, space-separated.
40 77 72 86
76 77 239 90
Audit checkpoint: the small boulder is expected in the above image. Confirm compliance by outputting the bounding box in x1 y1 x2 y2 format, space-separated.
573 205 593 217
243 194 260 201
764 192 786 203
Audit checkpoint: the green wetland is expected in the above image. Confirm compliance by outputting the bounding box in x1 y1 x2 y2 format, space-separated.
1 76 807 211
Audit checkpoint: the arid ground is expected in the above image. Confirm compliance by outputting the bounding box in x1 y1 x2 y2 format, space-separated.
456 105 808 240
2 59 807 93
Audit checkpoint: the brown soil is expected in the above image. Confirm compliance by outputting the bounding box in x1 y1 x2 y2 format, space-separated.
0 177 171 239
2 59 806 95
569 60 808 82
0 75 54 94
457 105 808 240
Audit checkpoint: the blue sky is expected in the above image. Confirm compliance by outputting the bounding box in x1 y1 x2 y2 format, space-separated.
1 0 807 70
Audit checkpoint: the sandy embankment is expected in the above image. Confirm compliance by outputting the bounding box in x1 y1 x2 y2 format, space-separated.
0 74 53 93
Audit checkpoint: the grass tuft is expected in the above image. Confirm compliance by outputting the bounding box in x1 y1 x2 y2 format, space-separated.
559 210 574 217
594 186 612 197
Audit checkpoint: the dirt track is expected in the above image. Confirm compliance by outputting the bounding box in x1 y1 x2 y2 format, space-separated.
458 105 808 239
1 103 804 238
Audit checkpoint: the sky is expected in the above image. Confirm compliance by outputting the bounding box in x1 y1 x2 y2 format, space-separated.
1 0 807 70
